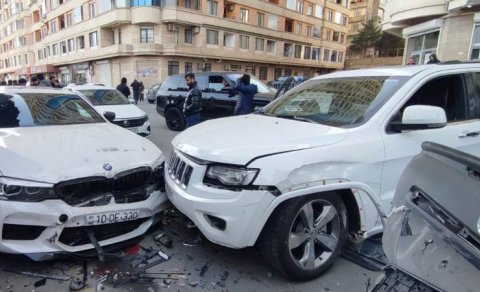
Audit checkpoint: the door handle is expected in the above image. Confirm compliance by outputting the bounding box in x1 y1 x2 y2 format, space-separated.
458 131 480 138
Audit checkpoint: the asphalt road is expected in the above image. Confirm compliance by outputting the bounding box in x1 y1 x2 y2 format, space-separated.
0 102 380 292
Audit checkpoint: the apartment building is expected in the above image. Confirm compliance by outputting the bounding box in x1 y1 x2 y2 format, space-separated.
383 0 480 65
0 0 350 87
347 0 383 45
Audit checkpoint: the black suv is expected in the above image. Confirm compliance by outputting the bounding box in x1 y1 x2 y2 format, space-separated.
156 72 275 131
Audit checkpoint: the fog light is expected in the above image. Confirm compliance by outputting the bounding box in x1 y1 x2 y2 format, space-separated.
204 214 226 231
59 214 68 223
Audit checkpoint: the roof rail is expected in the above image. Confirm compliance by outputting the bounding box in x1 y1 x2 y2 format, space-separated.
438 60 480 65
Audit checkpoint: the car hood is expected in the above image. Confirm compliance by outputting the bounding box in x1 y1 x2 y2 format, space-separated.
0 123 162 183
95 104 146 120
172 114 348 165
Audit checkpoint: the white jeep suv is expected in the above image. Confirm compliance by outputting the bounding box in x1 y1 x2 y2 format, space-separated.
165 63 480 280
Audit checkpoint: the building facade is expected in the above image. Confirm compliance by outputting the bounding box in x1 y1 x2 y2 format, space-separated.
0 0 351 88
347 0 383 45
383 0 480 65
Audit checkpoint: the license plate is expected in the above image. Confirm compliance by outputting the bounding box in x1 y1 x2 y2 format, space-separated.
86 210 140 225
128 128 138 133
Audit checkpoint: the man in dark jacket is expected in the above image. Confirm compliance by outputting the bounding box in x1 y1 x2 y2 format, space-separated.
117 77 131 98
183 73 202 128
234 74 258 115
130 79 141 104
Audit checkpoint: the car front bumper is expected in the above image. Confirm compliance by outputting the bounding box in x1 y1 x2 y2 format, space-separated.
0 190 169 259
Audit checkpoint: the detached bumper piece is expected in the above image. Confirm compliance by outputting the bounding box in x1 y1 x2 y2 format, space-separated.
371 267 437 292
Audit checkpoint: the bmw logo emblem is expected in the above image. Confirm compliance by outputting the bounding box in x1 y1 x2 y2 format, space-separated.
123 120 130 128
103 163 113 171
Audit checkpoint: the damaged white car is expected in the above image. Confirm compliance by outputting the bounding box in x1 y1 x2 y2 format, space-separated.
0 87 168 260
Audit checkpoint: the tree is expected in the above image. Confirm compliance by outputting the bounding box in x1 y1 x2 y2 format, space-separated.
375 32 405 57
350 20 382 57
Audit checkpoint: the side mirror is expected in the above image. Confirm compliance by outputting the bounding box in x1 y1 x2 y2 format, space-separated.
104 111 116 122
390 105 447 132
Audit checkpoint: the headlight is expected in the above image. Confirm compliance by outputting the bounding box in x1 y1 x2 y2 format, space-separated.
205 165 259 186
0 179 57 202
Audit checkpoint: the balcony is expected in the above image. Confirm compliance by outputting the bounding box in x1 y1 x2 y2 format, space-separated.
387 0 448 27
98 8 131 28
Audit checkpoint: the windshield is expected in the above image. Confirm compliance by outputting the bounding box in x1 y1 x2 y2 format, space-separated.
261 76 409 127
79 89 130 105
0 93 105 128
226 74 273 94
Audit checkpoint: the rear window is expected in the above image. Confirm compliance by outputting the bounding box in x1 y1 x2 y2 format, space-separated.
226 74 273 94
160 76 188 92
79 89 129 105
0 93 104 128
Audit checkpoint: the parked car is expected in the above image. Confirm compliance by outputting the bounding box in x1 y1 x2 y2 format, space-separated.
147 83 161 104
372 142 480 292
156 72 275 131
164 63 480 280
0 87 168 260
66 84 151 137
267 76 290 89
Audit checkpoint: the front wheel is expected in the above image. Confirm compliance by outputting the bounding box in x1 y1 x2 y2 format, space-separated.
259 192 347 281
165 107 186 131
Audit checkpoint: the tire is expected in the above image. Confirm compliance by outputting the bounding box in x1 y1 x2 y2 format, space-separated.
259 192 347 281
165 107 186 131
148 99 155 104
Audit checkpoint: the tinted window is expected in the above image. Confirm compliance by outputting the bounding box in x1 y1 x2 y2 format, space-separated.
208 75 226 92
262 76 408 127
0 93 104 128
160 76 188 91
226 73 273 94
79 89 129 105
467 73 480 119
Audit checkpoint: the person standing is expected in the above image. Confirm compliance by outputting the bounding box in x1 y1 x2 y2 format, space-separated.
37 74 52 87
130 79 141 105
29 76 39 86
18 78 27 86
234 74 258 115
427 54 441 64
183 73 202 128
406 57 416 65
116 77 131 98
139 82 145 103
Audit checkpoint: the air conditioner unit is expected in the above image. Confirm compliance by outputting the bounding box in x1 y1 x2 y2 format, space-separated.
198 62 205 69
224 64 231 71
192 26 200 34
167 24 176 31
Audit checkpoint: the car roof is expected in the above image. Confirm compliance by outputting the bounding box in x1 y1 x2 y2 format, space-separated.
0 86 71 95
66 84 116 90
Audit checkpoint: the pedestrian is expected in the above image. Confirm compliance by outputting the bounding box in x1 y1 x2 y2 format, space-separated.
7 80 12 86
116 77 131 98
406 57 416 65
130 79 141 104
0 81 6 85
427 53 441 64
183 72 202 128
139 82 145 102
37 74 52 87
12 80 18 86
234 74 258 115
18 78 26 86
29 76 39 86
50 76 59 87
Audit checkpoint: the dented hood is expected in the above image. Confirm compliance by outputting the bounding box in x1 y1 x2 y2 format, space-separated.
0 123 162 183
172 114 348 165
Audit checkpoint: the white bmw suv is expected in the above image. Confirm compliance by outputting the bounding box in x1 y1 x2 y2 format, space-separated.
165 63 480 280
0 87 167 260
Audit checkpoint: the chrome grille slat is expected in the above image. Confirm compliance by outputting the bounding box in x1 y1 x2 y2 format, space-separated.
168 152 193 189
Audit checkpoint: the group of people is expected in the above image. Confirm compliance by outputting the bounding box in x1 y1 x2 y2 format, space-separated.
0 74 61 87
406 53 441 65
116 77 145 105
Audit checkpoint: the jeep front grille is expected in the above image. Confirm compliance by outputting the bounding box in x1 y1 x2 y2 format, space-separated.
168 152 193 189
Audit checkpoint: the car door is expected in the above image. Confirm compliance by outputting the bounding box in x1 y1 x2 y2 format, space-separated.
380 72 480 212
205 74 235 116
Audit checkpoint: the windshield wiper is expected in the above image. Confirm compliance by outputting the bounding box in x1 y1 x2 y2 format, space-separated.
275 115 318 123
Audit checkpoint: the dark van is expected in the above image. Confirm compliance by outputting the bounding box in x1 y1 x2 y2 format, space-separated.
156 72 275 131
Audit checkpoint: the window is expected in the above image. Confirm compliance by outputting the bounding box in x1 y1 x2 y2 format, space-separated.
51 20 56 33
274 68 282 80
257 12 265 27
259 67 268 80
77 35 85 49
327 11 333 21
185 62 192 73
89 3 96 18
312 47 320 60
245 65 255 75
24 54 28 65
326 29 331 40
313 25 321 38
315 5 322 18
268 14 278 30
468 73 480 119
224 33 235 47
307 4 313 15
304 46 311 59
73 6 83 23
297 1 304 13
340 34 345 43
130 0 162 7
284 43 292 57
471 25 480 60
267 40 276 53
198 62 211 72
89 31 98 47
118 29 122 44
68 38 75 52
109 29 115 45
99 0 113 13
184 28 193 44
183 0 200 10
306 25 312 37
61 41 67 53
168 61 179 76
206 0 218 15
240 35 249 49
407 31 439 64
295 23 302 34
341 14 347 26
294 44 301 58
52 43 58 55
174 30 179 44
240 8 249 23
287 0 296 10
140 27 154 43
38 50 43 60
338 51 344 62
333 31 339 42
323 48 329 61
206 29 218 45
59 15 65 30
66 14 72 27
255 38 264 51
330 50 337 62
